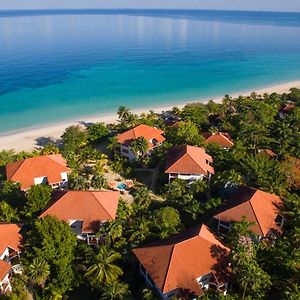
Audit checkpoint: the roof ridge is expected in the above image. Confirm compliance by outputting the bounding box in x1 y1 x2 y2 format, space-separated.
47 154 66 167
13 158 27 173
91 191 114 219
186 151 208 175
249 193 264 236
39 191 68 217
161 244 176 292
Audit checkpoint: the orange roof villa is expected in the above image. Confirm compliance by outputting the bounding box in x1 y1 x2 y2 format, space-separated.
40 190 119 244
214 186 284 239
165 145 214 183
133 224 230 299
203 132 234 149
0 224 23 294
6 154 70 191
116 124 165 160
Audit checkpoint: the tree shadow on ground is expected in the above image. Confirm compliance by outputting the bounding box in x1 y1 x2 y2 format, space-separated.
35 136 63 148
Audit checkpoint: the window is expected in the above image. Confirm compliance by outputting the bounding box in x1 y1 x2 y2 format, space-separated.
275 214 284 227
218 220 231 235
197 273 212 289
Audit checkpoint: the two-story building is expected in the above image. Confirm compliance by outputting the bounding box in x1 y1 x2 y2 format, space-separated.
0 224 23 294
133 224 230 299
40 190 120 244
213 186 284 240
203 132 234 149
165 145 214 183
6 154 71 191
116 124 165 160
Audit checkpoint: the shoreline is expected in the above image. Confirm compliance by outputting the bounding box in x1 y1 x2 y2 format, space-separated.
0 79 300 152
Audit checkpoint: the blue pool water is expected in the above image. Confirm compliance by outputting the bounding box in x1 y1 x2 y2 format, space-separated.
117 183 127 190
1 9 300 133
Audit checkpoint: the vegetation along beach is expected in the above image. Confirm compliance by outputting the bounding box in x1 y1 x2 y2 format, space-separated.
0 4 299 300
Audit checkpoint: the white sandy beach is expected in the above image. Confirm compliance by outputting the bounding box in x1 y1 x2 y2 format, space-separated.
0 80 300 152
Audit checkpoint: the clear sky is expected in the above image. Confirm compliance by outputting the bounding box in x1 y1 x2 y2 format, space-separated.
1 0 300 12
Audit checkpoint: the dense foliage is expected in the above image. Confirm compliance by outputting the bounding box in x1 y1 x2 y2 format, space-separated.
0 89 299 299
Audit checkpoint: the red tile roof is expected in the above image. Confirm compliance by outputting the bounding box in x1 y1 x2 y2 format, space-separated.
165 145 214 176
0 260 11 282
116 124 165 149
258 149 277 158
280 103 295 113
214 186 283 236
133 225 230 297
6 155 70 190
0 224 22 256
203 132 234 148
40 190 119 233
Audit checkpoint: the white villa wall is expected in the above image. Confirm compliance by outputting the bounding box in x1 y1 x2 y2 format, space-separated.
168 173 205 183
34 176 48 185
120 144 136 161
0 249 9 261
0 274 12 293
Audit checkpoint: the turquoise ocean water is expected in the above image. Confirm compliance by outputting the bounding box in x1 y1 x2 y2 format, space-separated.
1 9 300 133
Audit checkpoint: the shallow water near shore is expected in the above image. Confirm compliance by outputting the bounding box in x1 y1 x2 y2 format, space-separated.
1 9 300 133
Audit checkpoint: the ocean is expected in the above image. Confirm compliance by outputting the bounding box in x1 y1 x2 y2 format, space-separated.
1 9 300 133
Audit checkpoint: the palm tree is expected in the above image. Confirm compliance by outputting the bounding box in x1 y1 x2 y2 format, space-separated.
40 143 60 155
91 174 108 190
107 136 119 153
27 257 50 288
95 154 109 173
99 281 130 300
84 246 123 286
117 106 130 121
130 136 149 158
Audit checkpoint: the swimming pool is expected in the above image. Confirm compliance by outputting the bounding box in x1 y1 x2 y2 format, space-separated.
117 183 127 190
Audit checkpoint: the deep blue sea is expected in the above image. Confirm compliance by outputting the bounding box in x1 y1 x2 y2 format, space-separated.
1 9 300 133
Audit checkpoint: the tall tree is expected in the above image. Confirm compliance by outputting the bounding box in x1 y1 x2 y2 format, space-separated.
22 216 77 298
84 246 123 286
24 184 52 217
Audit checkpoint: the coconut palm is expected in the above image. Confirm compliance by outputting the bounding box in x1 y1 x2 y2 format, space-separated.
99 281 130 300
117 106 131 121
94 154 109 173
84 246 123 286
130 136 149 157
107 136 119 153
27 257 50 288
91 174 108 190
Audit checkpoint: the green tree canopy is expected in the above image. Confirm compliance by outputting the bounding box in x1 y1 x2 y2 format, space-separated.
22 216 77 298
24 184 52 217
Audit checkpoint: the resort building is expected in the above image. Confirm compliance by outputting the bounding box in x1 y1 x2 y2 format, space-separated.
6 154 70 191
0 224 23 294
214 186 284 240
278 103 295 119
133 224 230 299
257 148 277 159
40 190 119 244
116 124 165 160
203 132 234 149
165 145 214 183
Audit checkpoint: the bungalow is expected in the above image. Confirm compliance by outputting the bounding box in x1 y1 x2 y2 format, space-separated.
133 225 230 299
257 149 277 159
278 103 295 119
165 145 214 183
116 124 165 160
203 132 234 149
0 224 23 294
214 186 284 240
6 154 71 191
40 190 119 244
